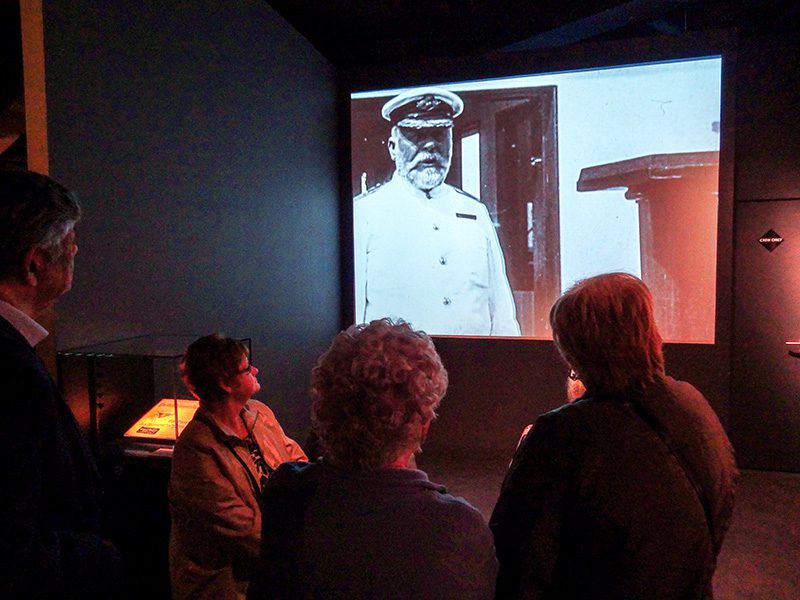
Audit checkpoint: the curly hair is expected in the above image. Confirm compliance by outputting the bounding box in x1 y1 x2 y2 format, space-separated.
550 272 665 396
310 319 448 470
180 334 249 406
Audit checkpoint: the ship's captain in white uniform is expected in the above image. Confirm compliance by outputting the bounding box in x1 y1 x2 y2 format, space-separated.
354 87 520 336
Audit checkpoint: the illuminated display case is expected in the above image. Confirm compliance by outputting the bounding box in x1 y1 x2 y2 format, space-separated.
57 334 229 600
58 334 251 460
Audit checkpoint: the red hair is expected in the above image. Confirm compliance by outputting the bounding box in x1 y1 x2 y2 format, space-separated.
550 272 665 395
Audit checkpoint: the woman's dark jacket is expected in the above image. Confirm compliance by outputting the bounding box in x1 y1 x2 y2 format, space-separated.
490 376 737 600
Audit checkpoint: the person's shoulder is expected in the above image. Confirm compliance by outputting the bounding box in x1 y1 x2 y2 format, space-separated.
354 181 398 224
539 396 598 422
662 375 705 402
654 376 731 444
247 398 275 418
415 473 486 521
0 332 52 400
433 488 486 519
0 340 40 374
515 397 603 452
0 324 35 363
449 185 481 203
444 185 492 218
173 414 215 454
647 376 715 422
422 486 494 547
354 179 392 204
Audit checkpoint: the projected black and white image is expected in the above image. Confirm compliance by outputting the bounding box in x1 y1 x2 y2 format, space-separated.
352 56 722 342
353 87 530 337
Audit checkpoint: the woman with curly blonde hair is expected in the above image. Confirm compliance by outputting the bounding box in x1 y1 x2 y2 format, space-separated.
248 319 497 600
310 318 446 470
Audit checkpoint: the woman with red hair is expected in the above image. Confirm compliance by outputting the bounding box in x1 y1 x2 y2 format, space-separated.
491 273 737 599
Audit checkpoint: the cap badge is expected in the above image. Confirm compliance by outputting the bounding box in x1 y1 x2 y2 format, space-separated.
416 96 441 112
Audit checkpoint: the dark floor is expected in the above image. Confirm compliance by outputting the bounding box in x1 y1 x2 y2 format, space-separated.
420 452 800 600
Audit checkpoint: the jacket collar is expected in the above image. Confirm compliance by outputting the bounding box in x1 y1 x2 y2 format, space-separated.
194 400 260 442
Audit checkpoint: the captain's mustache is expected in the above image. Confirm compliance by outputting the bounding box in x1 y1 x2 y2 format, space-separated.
409 151 446 169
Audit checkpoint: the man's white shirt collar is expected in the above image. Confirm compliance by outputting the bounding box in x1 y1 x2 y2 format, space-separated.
0 299 49 347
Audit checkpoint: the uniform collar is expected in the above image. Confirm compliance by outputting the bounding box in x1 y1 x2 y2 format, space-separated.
392 172 448 201
0 299 48 347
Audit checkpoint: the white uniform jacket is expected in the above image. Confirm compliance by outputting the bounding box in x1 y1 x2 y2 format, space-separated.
354 173 520 336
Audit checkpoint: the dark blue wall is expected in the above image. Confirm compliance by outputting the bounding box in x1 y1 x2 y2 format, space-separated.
45 0 340 438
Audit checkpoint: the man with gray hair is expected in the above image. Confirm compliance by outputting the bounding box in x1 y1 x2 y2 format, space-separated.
0 167 120 598
354 87 520 336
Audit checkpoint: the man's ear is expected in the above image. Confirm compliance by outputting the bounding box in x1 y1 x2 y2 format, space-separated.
22 246 47 286
387 135 397 161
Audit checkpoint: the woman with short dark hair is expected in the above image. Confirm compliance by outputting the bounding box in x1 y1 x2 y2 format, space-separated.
491 273 738 599
169 334 306 600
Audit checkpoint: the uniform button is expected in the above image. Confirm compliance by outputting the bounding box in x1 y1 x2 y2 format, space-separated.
439 256 447 265
443 297 451 305
433 224 439 231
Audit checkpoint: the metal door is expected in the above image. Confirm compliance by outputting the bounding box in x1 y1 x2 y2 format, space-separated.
732 200 800 472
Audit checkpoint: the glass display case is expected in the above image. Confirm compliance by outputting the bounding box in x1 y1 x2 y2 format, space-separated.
57 334 243 600
58 334 250 460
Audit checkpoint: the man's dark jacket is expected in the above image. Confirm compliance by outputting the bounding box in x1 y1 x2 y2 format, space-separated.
0 315 119 598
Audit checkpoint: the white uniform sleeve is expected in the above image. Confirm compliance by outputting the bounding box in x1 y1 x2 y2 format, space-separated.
353 198 368 325
481 205 521 336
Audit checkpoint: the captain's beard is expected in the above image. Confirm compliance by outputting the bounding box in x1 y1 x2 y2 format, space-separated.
403 163 448 191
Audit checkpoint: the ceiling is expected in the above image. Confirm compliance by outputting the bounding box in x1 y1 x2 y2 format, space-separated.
2 0 799 132
266 0 800 68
